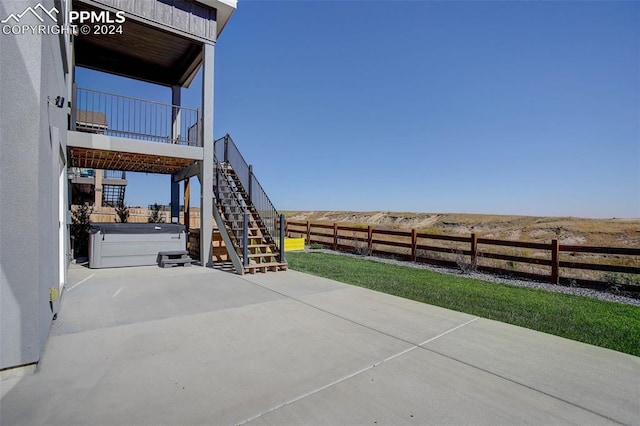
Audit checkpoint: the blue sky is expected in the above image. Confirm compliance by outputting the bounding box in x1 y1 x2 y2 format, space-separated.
77 0 639 218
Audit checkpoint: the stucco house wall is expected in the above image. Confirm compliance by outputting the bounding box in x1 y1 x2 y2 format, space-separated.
0 0 71 371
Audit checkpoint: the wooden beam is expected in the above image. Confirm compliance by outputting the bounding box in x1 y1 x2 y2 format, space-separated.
173 163 200 181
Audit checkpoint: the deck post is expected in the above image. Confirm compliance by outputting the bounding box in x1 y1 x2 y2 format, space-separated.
170 86 182 223
200 42 215 267
171 175 180 223
171 85 181 144
184 178 190 244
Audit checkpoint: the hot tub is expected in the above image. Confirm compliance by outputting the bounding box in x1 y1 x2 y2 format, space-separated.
89 223 186 268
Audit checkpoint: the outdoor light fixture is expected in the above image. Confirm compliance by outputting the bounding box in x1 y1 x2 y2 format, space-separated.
55 96 65 108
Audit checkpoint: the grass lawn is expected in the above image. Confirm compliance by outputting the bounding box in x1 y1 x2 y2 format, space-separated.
286 251 640 357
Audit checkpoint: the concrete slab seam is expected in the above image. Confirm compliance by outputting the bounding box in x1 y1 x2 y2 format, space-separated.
418 317 479 346
419 341 628 425
239 276 629 425
235 317 479 426
238 276 475 349
65 273 95 292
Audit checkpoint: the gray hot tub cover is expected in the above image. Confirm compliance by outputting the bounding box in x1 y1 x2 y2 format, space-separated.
89 223 186 234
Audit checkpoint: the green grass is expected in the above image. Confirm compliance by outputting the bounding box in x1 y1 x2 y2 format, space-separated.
286 252 640 356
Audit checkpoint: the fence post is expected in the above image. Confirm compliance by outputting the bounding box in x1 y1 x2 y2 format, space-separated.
306 221 311 245
470 233 478 268
551 239 559 284
333 223 338 250
367 225 373 253
411 229 417 262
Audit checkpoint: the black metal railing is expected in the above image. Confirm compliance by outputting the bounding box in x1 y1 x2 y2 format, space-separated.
214 134 251 191
72 86 200 146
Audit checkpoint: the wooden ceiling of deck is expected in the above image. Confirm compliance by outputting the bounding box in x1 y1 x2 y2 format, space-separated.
73 3 202 86
68 147 196 175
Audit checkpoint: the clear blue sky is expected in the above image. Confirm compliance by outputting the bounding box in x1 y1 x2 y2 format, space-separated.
76 0 640 218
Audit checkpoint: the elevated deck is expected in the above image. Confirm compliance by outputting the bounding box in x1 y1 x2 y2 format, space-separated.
68 131 202 174
68 88 203 174
73 0 236 86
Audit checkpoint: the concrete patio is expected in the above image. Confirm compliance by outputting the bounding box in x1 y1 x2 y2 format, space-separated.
1 263 638 425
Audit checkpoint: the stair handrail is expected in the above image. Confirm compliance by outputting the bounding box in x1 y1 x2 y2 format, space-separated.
214 134 251 193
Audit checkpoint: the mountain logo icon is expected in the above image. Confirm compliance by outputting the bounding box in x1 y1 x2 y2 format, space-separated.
1 3 59 24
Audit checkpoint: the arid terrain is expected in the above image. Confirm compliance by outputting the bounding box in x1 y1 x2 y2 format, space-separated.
284 211 640 248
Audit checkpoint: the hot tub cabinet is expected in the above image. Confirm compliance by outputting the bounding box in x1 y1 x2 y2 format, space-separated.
89 223 186 268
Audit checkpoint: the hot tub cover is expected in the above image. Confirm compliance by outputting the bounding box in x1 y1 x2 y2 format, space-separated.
89 223 186 234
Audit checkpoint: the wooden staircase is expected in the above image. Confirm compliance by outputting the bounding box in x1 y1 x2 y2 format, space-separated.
244 234 288 274
214 161 286 274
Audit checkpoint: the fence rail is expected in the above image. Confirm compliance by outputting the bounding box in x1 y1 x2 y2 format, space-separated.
286 220 640 293
72 86 200 146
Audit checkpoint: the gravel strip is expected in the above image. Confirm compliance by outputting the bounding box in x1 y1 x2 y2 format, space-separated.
303 249 640 307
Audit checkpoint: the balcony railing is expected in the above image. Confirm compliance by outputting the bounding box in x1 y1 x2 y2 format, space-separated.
69 167 95 178
72 86 201 147
103 170 127 179
104 170 126 180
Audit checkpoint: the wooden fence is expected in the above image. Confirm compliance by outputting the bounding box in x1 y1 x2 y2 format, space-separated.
286 221 640 293
85 206 203 227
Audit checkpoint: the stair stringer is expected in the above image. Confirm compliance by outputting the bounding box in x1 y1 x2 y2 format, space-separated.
212 202 245 275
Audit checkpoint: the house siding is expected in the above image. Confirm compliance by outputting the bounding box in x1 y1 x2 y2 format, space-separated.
0 0 70 370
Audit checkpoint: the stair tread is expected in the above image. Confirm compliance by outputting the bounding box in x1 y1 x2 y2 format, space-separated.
160 258 192 264
244 262 287 269
247 253 278 258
